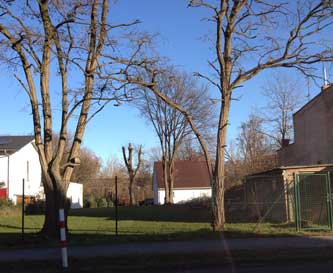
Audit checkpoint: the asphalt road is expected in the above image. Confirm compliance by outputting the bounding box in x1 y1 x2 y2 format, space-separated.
166 260 333 273
2 236 333 261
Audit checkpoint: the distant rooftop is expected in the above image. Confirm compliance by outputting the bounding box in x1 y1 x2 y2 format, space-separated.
0 135 34 155
154 160 211 189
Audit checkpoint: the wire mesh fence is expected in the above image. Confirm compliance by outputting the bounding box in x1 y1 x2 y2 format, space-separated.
1 171 333 246
295 173 333 231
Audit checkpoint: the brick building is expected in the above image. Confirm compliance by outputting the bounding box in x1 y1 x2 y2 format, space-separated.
278 84 333 166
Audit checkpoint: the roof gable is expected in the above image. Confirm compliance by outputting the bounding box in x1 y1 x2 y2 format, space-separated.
154 160 211 189
0 135 34 154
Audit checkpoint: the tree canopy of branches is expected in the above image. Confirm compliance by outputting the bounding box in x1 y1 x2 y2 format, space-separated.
0 0 142 236
237 115 277 174
137 69 214 204
121 0 333 231
71 147 101 188
260 72 304 148
225 115 277 189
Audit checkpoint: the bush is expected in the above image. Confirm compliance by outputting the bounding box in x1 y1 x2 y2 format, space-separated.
179 196 211 208
0 198 14 208
107 200 114 208
25 200 45 215
84 196 97 208
97 198 108 208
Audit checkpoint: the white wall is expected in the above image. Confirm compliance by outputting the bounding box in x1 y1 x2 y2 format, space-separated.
153 171 159 205
67 182 83 209
7 142 42 203
0 156 9 188
158 188 211 204
1 141 84 207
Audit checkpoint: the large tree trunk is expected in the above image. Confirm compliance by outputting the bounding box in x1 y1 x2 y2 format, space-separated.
211 96 230 231
212 165 226 231
41 184 68 238
41 187 57 237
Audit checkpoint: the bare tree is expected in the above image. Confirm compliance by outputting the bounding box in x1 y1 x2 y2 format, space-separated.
237 115 277 175
175 135 206 161
147 146 163 163
122 143 142 205
119 0 333 231
260 72 305 148
0 0 142 236
71 147 101 189
100 154 123 179
137 69 214 204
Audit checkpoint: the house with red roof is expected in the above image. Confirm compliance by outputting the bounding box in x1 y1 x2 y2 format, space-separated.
152 160 212 205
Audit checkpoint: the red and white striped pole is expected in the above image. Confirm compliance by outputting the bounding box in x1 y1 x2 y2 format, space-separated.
59 208 68 268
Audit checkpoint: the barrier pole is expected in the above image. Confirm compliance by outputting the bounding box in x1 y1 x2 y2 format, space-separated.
59 208 68 268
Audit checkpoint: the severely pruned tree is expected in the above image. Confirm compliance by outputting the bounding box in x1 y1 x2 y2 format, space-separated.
122 143 142 205
117 0 333 230
137 69 214 204
0 0 142 236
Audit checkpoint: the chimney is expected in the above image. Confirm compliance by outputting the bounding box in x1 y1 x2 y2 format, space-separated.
281 139 290 148
321 65 331 91
322 83 333 92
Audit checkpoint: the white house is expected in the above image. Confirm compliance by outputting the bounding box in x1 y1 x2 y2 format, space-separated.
152 160 212 205
0 135 83 208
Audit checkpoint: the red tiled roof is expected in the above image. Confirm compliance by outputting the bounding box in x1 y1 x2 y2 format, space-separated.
154 160 211 189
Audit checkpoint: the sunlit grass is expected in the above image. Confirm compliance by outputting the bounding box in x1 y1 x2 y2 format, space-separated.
1 206 333 248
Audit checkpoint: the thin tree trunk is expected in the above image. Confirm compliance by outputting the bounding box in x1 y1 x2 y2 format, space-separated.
168 159 175 204
162 156 170 204
128 175 135 205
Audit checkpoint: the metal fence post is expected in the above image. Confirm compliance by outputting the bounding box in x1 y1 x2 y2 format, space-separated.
293 173 300 232
326 172 333 231
115 175 118 236
22 178 25 241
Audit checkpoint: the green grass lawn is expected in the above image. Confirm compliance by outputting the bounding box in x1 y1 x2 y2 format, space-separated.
0 206 332 248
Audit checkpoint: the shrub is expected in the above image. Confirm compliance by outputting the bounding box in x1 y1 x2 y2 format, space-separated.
84 196 97 208
179 196 211 208
25 200 45 215
97 198 108 208
0 198 16 216
107 200 114 208
0 198 14 208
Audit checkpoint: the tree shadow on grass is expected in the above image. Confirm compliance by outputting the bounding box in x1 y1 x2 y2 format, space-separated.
69 206 211 223
270 222 297 229
0 224 304 250
0 224 38 230
0 232 57 249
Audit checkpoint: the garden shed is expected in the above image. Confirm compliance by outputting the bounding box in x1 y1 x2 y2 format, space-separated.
245 164 333 230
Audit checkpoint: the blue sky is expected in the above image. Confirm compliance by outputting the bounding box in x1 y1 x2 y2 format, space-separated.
0 0 329 164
